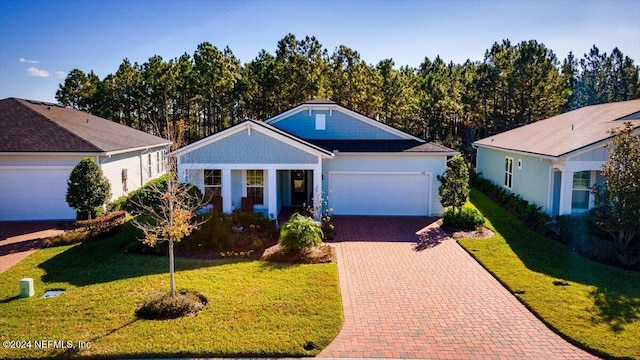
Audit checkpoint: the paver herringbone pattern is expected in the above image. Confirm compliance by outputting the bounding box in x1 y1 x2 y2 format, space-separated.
319 221 598 359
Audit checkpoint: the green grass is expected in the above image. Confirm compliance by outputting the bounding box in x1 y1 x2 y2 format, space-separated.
459 188 640 359
0 223 342 359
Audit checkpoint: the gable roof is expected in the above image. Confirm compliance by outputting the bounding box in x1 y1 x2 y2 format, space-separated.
474 99 640 158
0 98 170 153
170 119 334 159
265 100 424 142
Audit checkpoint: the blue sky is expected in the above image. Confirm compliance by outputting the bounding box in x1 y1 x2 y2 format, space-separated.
1 0 639 103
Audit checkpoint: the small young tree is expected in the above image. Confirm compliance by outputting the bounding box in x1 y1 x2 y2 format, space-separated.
66 158 111 220
591 122 640 265
132 119 208 297
437 155 470 214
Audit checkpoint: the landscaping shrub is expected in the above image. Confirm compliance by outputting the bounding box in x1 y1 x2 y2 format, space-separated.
471 174 551 232
175 211 278 253
108 176 204 215
279 213 324 250
555 215 622 264
442 207 485 229
135 290 207 320
44 211 127 247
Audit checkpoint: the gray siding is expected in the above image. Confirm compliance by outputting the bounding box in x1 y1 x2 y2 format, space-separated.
570 146 609 162
273 109 403 140
322 154 448 215
181 129 318 164
476 147 552 212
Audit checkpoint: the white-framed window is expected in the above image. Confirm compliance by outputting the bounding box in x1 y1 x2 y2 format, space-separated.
517 159 523 169
147 153 153 178
156 152 161 173
572 171 591 210
204 169 222 197
504 157 514 189
246 169 264 205
315 114 326 130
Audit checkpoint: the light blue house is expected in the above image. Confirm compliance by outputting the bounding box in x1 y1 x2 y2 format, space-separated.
172 99 457 218
474 99 640 217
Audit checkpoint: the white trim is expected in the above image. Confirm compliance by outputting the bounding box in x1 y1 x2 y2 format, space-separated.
265 104 424 142
329 171 429 176
0 165 74 170
0 152 101 157
179 163 320 171
337 151 459 157
504 157 514 190
474 144 558 161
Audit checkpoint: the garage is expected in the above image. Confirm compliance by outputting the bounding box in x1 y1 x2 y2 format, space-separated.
0 167 76 221
329 172 431 216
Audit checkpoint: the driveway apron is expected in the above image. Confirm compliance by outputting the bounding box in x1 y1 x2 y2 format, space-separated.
319 217 597 359
0 222 65 274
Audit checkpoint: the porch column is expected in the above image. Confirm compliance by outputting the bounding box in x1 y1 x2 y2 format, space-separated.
558 170 573 215
222 169 232 214
267 169 277 219
313 163 323 220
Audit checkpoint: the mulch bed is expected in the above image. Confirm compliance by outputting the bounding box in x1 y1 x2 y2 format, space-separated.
260 244 337 264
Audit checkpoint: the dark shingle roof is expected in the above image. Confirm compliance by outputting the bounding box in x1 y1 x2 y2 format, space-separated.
303 98 337 104
0 98 170 153
305 139 455 153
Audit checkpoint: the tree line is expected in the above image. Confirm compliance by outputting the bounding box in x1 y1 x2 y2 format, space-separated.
56 33 639 156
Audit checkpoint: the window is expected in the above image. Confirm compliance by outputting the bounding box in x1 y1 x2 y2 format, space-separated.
504 157 514 189
315 114 326 130
147 153 153 178
156 152 161 173
246 170 264 205
572 171 591 210
517 159 523 169
204 170 222 198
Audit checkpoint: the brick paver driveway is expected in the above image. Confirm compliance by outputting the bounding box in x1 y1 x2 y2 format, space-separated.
319 216 597 359
0 222 66 274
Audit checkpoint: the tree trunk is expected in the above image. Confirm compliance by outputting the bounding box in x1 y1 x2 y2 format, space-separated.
169 238 175 296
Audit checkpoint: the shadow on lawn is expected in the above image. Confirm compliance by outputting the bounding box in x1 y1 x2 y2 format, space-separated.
470 189 640 332
37 226 242 287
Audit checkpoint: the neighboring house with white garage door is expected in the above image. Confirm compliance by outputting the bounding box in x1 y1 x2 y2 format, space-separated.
172 99 457 218
0 98 171 221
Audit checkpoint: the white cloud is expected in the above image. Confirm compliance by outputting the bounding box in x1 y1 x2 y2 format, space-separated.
27 67 50 77
19 57 39 64
55 71 67 80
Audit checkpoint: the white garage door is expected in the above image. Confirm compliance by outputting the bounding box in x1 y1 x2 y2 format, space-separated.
329 172 430 216
0 167 76 221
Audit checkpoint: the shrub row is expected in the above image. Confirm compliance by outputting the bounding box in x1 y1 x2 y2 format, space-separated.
107 175 168 214
108 175 204 215
471 173 551 232
44 211 127 247
181 211 279 252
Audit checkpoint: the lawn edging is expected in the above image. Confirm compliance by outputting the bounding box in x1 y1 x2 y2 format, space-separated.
457 187 639 360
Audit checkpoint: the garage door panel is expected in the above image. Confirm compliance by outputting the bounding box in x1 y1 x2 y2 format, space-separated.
0 168 75 221
329 173 430 216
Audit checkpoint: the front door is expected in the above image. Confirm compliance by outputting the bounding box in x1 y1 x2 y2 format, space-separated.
291 170 306 206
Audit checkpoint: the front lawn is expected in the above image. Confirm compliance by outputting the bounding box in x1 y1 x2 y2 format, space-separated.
459 188 640 359
0 223 342 359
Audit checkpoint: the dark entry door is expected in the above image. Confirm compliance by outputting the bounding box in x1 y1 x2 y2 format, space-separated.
291 170 306 206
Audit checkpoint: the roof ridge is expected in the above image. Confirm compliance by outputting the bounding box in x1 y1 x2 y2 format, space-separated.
14 99 102 152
